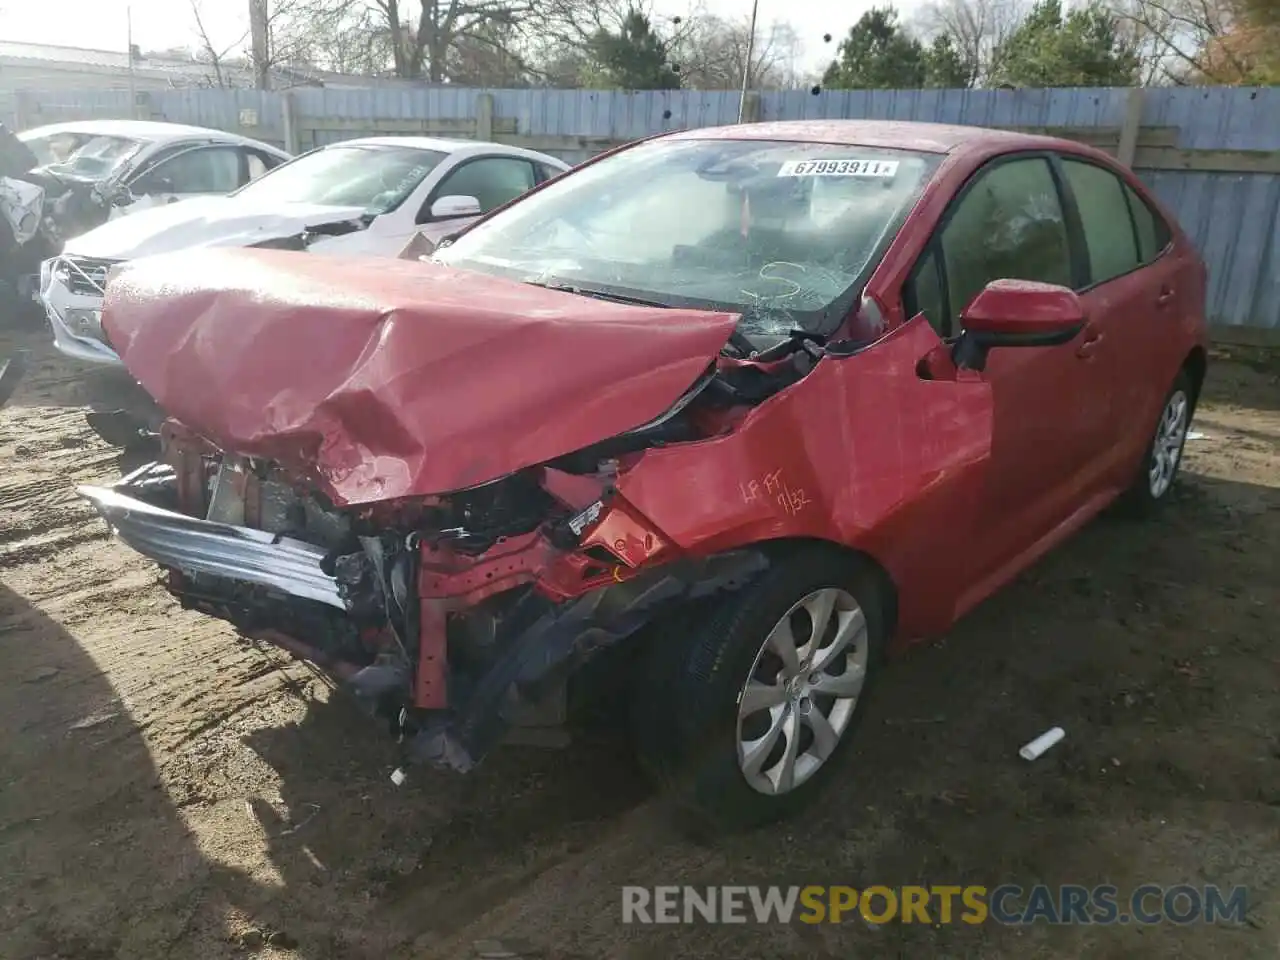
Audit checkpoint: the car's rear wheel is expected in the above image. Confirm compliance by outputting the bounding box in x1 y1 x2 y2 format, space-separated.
1122 370 1194 515
629 547 886 838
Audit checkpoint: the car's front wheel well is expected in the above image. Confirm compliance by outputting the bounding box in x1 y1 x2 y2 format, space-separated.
754 536 899 645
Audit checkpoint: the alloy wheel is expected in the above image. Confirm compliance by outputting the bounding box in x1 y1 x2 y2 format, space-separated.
1148 388 1189 499
735 587 869 796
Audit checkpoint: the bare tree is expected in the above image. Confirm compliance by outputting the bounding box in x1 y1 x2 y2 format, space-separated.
525 0 694 84
300 6 397 75
915 0 1029 85
673 15 804 90
190 0 249 87
446 21 533 84
348 0 539 82
536 0 689 52
1106 0 1252 82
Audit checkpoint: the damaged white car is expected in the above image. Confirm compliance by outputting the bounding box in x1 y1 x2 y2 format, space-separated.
41 137 570 368
3 119 289 309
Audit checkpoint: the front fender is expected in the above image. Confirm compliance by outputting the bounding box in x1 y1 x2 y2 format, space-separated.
614 316 995 643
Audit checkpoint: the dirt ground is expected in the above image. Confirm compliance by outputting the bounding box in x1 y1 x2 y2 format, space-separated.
0 323 1276 960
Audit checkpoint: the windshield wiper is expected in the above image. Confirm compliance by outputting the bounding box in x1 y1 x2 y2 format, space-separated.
524 278 670 309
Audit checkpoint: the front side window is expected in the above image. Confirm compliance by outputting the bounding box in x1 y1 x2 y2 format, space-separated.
136 146 241 194
936 157 1072 333
433 157 538 214
1061 159 1140 286
232 145 447 215
434 138 942 339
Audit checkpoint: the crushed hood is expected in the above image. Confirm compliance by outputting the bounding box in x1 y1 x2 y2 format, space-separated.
67 196 369 260
103 248 740 505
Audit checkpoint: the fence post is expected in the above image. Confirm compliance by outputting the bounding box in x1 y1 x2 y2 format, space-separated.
281 91 300 154
14 90 31 129
475 93 495 141
741 91 762 123
1117 87 1145 168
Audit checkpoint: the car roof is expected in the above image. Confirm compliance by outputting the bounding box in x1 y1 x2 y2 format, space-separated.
664 120 1073 156
19 119 288 154
330 136 569 167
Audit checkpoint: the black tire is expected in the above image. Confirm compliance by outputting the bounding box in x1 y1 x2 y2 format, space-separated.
1119 369 1195 517
629 545 888 839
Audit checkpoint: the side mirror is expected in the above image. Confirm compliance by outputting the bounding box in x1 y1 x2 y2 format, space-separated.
430 194 482 219
953 279 1085 371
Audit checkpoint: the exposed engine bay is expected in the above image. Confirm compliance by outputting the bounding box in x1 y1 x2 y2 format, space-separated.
78 339 829 773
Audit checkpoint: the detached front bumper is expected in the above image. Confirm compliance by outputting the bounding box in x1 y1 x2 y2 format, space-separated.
78 462 769 775
77 481 346 610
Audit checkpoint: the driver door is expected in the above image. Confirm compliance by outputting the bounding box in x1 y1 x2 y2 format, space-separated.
903 154 1112 597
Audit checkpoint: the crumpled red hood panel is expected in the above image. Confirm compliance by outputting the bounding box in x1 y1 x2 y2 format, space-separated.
103 249 739 505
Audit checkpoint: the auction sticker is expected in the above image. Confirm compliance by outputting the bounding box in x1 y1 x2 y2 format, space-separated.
777 159 899 178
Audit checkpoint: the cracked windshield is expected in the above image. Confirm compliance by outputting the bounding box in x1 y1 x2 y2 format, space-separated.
434 138 940 338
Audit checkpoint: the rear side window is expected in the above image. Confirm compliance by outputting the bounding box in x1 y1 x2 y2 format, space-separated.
244 149 284 182
1124 182 1172 264
1060 159 1139 285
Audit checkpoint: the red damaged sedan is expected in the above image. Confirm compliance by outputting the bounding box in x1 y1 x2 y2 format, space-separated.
78 121 1208 835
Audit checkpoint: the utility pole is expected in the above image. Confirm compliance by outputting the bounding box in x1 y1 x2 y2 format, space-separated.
126 6 137 119
737 0 760 123
249 0 271 90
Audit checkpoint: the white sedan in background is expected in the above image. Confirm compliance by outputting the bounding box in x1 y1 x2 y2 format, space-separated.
41 137 570 367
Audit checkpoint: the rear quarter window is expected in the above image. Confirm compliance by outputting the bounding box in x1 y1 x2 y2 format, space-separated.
1124 182 1172 264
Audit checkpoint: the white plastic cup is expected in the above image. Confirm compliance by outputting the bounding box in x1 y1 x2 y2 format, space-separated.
1019 726 1065 761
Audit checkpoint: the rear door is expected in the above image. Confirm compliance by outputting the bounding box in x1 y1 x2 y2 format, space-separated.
902 153 1113 584
1053 156 1183 491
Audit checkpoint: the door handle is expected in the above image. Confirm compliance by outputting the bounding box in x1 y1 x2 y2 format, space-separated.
1156 287 1175 307
1076 327 1104 359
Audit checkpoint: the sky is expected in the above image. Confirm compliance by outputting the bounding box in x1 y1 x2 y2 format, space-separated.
0 0 892 73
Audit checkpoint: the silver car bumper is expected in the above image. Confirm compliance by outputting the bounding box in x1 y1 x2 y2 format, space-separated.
40 255 125 368
76 483 347 610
